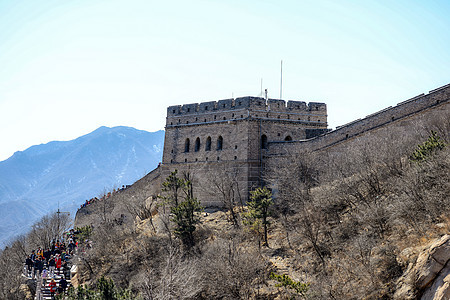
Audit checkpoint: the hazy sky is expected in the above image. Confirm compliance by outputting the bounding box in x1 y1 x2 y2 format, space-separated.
1 0 449 161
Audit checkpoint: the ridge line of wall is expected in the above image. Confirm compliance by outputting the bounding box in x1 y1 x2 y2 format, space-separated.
268 83 450 154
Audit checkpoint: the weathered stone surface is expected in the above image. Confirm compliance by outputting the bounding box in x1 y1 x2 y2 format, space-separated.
416 235 450 290
394 235 450 300
422 263 450 300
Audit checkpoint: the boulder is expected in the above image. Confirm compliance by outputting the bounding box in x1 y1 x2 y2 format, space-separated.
394 235 450 300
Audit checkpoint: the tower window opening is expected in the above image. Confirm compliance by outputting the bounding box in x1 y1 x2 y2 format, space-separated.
172 109 175 113
285 136 292 141
261 135 268 149
217 136 223 151
223 117 226 120
184 138 190 153
205 106 208 111
194 137 200 152
187 108 190 112
205 136 211 151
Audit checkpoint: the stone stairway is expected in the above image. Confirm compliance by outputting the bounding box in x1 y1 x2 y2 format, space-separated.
33 264 71 300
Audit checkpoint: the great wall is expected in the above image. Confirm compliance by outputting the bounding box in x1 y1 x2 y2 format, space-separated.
76 83 449 223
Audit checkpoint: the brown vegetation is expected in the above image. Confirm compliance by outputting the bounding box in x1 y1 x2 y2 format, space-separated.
1 110 448 299
73 116 448 299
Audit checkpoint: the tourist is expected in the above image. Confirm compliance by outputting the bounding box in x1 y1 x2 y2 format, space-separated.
25 255 33 277
55 254 62 274
49 278 57 298
48 255 56 277
58 277 68 294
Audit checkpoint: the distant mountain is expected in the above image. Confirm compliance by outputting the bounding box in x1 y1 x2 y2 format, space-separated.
0 126 165 248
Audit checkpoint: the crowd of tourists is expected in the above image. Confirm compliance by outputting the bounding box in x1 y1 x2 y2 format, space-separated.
24 230 79 298
79 185 131 209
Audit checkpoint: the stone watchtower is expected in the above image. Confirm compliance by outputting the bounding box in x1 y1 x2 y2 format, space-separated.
162 96 328 206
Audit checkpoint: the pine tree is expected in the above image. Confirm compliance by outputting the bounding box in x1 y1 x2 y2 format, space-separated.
410 131 446 162
160 170 203 248
243 187 273 247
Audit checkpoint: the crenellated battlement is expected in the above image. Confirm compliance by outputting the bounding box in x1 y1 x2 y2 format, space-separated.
167 97 326 117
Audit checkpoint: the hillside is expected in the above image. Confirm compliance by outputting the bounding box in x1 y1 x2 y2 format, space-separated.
0 126 164 248
70 110 449 299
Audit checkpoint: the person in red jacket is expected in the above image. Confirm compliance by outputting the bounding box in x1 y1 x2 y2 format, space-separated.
55 255 62 274
49 278 57 297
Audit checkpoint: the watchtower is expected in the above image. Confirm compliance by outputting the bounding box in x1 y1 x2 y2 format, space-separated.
162 96 328 206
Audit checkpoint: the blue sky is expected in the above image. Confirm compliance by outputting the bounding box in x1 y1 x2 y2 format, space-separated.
1 0 449 161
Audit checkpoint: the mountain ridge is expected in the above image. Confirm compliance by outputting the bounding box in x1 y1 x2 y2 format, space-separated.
0 126 164 248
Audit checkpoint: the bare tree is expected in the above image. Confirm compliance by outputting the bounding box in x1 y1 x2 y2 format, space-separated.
204 167 244 227
27 212 71 249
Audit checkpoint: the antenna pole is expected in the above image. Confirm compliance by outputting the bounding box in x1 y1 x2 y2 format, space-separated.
280 60 283 99
260 78 263 96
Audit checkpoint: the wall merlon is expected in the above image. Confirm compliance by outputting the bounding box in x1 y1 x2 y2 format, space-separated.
267 99 286 111
287 101 307 110
365 106 393 118
198 101 217 112
217 99 234 109
308 102 327 111
335 118 362 130
429 83 450 93
167 105 182 115
397 94 425 106
182 103 199 114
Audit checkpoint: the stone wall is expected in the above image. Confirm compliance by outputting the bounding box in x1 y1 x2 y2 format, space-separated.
267 83 450 157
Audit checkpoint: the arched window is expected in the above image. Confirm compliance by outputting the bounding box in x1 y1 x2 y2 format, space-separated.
217 136 223 151
261 134 268 149
194 137 200 152
184 138 190 153
205 136 211 151
284 136 292 141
